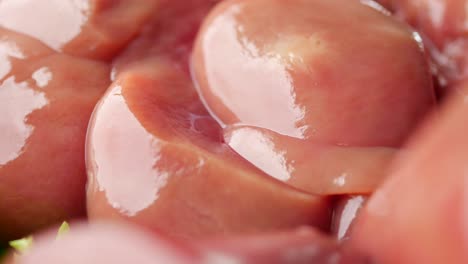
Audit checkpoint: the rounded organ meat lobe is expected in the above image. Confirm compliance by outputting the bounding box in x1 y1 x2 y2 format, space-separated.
350 83 468 264
381 0 468 94
223 125 397 195
0 27 110 242
86 0 329 239
192 0 436 195
0 0 161 60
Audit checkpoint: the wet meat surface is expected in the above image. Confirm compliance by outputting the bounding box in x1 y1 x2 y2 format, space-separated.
0 0 466 263
192 0 436 195
350 82 468 264
86 0 330 239
0 0 161 60
378 0 468 95
0 27 110 242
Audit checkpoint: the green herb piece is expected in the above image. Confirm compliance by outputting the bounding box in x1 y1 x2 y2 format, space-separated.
9 236 33 254
8 221 69 256
56 221 70 240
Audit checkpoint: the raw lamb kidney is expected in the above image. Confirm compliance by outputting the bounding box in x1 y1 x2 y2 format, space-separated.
86 0 329 239
0 27 110 242
191 0 436 195
0 0 161 60
350 82 468 264
379 0 468 95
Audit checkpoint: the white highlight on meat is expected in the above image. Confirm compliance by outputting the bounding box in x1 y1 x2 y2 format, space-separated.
0 0 89 50
90 85 170 217
333 173 347 187
0 38 25 79
359 0 391 16
201 6 307 139
0 77 48 166
337 196 365 240
32 67 52 88
426 0 446 29
227 126 293 182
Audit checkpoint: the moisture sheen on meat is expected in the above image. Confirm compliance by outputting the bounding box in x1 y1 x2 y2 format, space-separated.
0 0 161 60
0 0 462 262
0 0 171 242
86 0 329 239
0 27 110 242
350 82 468 264
380 0 468 94
191 0 436 195
330 195 367 241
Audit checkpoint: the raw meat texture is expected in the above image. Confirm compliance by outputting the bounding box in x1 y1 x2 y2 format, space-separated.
112 0 223 76
192 0 436 195
381 0 468 94
7 222 366 264
224 125 396 195
0 0 161 60
4 222 197 264
199 227 367 264
330 195 367 241
86 69 329 239
350 82 468 264
86 0 329 239
0 27 110 242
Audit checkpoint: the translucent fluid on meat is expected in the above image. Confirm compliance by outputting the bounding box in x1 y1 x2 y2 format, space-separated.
192 0 436 195
86 0 329 239
331 195 367 241
0 0 465 262
380 0 468 95
224 125 396 195
0 0 161 60
0 27 110 242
